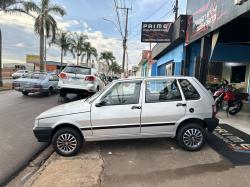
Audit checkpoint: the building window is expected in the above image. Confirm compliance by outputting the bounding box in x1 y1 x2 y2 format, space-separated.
231 65 246 83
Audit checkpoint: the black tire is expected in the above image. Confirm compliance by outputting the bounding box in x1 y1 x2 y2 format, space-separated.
177 123 206 151
228 101 243 115
52 127 83 157
59 90 67 97
96 86 100 92
22 91 29 96
45 87 54 96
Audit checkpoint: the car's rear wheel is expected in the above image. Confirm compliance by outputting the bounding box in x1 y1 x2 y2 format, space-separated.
59 90 67 97
52 127 83 157
177 123 206 151
22 91 29 96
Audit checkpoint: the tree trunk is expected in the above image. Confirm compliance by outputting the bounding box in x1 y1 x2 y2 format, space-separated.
0 29 3 87
40 27 45 72
60 47 63 72
77 54 79 65
86 56 89 68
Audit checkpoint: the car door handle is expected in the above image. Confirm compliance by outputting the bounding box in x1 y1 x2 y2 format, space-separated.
131 106 141 110
176 103 186 107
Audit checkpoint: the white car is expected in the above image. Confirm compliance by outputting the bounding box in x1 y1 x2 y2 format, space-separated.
12 70 30 79
58 65 105 97
33 77 219 156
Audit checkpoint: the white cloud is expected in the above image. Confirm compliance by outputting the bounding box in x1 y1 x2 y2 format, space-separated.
13 43 26 48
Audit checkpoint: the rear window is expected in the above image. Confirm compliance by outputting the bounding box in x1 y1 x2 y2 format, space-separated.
28 73 47 80
178 79 200 100
63 66 91 75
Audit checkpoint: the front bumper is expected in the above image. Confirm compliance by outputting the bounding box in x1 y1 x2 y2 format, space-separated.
33 127 53 142
204 118 219 132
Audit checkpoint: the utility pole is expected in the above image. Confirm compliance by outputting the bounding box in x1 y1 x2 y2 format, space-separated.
174 0 179 21
0 29 2 87
118 7 130 77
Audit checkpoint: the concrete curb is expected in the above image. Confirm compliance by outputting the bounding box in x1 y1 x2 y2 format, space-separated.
0 143 49 187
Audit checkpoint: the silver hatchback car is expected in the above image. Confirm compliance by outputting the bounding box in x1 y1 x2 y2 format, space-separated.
33 77 219 156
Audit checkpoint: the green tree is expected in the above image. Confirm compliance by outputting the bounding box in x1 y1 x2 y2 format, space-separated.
70 32 88 65
50 30 72 71
99 51 115 74
83 42 98 68
109 61 121 75
24 0 66 72
0 0 27 87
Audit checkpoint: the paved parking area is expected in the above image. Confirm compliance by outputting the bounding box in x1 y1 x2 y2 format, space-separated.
20 139 250 187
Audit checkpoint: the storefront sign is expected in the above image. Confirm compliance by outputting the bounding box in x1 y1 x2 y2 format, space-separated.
141 22 173 43
186 0 250 44
26 54 40 64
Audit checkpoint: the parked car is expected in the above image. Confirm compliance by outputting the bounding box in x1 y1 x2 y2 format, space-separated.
13 72 59 96
58 65 105 97
12 70 30 79
33 76 219 156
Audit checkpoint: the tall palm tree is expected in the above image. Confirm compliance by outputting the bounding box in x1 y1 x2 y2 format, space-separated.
99 51 115 74
70 32 88 65
83 42 97 68
24 0 66 72
0 0 27 87
50 30 72 71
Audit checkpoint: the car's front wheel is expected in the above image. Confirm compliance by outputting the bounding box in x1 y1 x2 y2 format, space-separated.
177 123 206 151
52 127 83 156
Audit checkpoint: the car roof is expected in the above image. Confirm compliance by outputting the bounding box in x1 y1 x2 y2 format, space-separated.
114 76 195 82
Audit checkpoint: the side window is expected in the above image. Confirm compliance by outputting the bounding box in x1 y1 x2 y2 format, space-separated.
178 79 200 100
145 79 182 103
101 81 141 106
53 75 59 81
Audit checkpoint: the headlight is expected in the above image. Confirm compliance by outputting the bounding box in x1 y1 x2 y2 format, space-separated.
33 119 39 129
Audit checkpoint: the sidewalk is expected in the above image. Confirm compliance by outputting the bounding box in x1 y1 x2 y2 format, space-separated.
217 103 250 135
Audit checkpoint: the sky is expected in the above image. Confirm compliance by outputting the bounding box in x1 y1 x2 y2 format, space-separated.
0 0 187 68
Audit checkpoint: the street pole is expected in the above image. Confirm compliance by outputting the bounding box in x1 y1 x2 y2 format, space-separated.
175 0 179 21
121 8 129 77
0 29 3 87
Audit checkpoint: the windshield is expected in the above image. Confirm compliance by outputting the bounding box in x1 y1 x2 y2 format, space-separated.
63 66 91 75
16 70 24 73
28 73 47 80
85 82 112 103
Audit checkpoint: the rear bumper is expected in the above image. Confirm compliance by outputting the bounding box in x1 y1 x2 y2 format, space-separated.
33 127 53 142
14 87 49 93
204 118 219 132
59 87 96 94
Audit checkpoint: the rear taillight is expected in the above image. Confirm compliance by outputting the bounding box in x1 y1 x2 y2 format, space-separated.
212 105 217 118
85 75 95 81
59 72 67 79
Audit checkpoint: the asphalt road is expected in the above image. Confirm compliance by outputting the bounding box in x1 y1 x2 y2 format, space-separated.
0 90 60 185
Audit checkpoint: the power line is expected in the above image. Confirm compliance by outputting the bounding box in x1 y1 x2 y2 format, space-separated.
113 0 124 37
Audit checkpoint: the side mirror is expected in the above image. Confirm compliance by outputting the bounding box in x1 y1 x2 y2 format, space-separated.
95 100 105 107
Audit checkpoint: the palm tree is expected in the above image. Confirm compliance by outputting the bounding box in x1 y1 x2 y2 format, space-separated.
0 0 27 87
83 42 98 68
99 51 115 74
50 30 72 71
109 61 121 75
70 32 88 65
24 0 66 72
